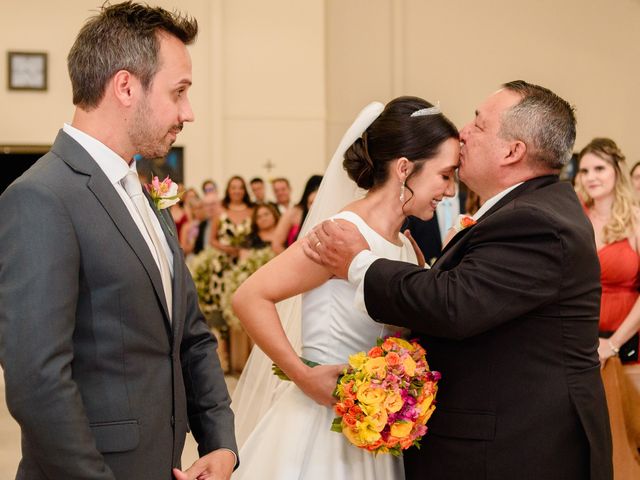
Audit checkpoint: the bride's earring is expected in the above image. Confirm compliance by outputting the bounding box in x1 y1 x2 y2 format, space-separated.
399 181 406 203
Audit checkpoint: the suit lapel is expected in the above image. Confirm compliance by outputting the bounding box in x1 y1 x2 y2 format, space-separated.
435 176 560 266
52 131 172 325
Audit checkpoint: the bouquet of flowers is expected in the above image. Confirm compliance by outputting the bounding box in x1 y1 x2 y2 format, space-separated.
273 335 440 455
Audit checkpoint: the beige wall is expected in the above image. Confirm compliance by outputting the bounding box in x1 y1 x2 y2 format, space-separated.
1 0 639 196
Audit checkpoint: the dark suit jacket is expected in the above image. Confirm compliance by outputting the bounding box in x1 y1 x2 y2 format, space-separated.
0 131 237 479
364 176 612 480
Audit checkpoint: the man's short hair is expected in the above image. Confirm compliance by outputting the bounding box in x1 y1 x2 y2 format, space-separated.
68 1 198 110
271 177 290 187
250 177 264 185
499 80 576 170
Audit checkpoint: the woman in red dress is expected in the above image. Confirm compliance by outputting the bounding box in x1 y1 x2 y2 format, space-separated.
576 137 640 364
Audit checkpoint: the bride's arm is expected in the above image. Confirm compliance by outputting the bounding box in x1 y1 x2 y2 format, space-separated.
232 241 345 406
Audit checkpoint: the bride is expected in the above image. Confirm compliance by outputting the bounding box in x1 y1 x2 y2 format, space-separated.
231 97 460 479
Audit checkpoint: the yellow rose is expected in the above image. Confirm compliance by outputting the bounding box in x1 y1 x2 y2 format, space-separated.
403 356 417 376
357 418 383 444
356 382 386 406
349 352 368 369
417 404 436 425
383 391 404 413
360 404 388 432
388 337 414 350
363 357 387 379
342 424 364 447
390 421 414 438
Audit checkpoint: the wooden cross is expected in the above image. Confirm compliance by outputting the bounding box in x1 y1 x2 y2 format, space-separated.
262 158 276 174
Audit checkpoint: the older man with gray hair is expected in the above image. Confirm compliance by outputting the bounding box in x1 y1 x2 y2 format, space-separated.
305 80 612 480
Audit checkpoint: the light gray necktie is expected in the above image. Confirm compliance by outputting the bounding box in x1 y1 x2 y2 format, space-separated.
121 171 173 321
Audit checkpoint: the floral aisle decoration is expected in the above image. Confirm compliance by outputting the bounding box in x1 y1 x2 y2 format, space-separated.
219 247 276 329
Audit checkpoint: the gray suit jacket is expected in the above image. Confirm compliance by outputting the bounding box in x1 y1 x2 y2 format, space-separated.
0 131 237 479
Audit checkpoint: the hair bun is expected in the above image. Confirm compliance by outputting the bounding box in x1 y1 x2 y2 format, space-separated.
343 137 375 189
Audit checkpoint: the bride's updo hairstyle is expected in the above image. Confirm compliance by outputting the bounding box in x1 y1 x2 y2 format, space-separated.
343 96 458 191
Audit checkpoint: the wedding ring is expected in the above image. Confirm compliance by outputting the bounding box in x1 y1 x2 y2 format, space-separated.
315 241 322 248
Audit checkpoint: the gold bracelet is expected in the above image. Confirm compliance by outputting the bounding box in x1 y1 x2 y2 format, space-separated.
608 340 620 356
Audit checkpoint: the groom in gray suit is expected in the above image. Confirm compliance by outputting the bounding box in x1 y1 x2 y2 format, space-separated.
0 3 237 479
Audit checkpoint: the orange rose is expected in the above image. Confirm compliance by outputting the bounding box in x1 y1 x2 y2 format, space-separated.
400 435 415 449
368 346 383 358
343 412 358 427
385 351 401 367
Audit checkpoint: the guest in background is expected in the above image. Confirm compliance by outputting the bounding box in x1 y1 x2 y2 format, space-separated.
180 196 205 256
202 178 217 195
465 188 482 215
209 175 254 258
191 191 221 255
576 137 640 364
249 177 268 204
271 177 292 214
172 187 198 244
243 203 281 250
272 174 322 253
630 161 640 195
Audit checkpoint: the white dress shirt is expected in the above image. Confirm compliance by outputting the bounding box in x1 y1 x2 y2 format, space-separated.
63 123 174 276
348 182 524 312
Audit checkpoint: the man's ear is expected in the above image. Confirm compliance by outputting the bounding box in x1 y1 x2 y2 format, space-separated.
111 70 137 107
503 140 527 166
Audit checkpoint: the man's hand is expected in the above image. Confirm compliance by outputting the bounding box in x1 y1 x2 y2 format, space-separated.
301 219 369 279
173 448 236 480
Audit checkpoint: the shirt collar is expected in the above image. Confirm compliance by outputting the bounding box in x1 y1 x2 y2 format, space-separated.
472 182 524 221
63 123 132 185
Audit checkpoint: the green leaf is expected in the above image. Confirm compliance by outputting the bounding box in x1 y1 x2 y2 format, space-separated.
330 417 343 433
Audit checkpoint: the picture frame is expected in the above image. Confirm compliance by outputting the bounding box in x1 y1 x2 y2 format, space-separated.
7 51 48 91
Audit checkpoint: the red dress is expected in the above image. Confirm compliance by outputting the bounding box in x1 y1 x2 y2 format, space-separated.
598 238 640 363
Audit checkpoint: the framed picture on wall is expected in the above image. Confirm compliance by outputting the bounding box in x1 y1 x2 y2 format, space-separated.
7 51 48 91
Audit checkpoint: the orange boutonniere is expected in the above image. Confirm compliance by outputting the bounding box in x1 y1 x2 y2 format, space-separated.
454 215 476 233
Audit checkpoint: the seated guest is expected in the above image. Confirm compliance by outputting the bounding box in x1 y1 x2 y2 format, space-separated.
576 137 640 364
272 175 322 253
209 176 254 259
243 203 280 250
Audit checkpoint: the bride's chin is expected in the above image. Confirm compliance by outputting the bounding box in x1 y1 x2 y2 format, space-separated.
415 211 435 221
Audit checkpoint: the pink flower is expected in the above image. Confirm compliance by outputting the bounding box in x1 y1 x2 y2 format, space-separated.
145 175 181 210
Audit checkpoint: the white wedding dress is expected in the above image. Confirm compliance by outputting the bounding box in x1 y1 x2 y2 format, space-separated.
233 210 418 480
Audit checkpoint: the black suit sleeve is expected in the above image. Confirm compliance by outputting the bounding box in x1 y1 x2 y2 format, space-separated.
364 207 564 340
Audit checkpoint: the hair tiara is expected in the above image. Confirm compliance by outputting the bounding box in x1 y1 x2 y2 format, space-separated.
410 102 441 117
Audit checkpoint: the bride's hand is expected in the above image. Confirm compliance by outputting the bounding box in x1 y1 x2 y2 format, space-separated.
293 364 346 407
